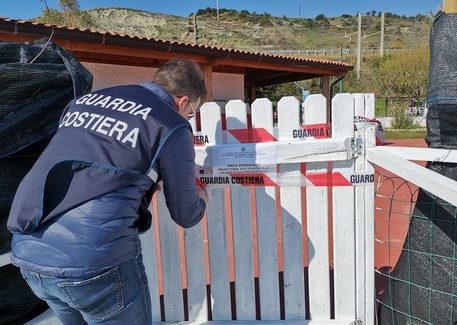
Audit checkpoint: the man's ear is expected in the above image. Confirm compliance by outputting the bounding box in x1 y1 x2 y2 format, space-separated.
176 96 189 113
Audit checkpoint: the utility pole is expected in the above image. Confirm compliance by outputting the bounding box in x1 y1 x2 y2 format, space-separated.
298 3 301 17
380 12 385 57
216 0 220 23
356 12 362 80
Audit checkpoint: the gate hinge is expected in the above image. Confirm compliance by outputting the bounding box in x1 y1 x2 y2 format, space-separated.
351 136 364 157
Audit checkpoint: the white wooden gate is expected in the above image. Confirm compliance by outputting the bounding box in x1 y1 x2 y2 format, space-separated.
21 93 377 325
141 93 376 325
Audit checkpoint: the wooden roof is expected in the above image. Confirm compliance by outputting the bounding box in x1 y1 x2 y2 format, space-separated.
0 18 353 87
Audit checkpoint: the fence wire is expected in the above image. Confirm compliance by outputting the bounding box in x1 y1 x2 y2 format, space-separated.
375 171 457 325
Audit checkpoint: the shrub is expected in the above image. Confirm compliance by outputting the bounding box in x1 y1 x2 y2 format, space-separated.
390 105 420 129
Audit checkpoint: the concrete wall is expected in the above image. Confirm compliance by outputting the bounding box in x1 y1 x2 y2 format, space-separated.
82 63 158 90
212 73 245 101
82 63 245 103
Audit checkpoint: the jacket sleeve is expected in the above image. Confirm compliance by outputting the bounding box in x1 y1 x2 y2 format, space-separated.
157 126 206 228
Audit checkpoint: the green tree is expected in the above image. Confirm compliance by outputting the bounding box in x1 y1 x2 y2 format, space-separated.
257 82 301 103
38 0 94 28
59 0 80 12
371 47 429 99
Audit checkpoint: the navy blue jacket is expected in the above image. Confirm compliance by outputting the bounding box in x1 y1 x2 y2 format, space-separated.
7 82 205 277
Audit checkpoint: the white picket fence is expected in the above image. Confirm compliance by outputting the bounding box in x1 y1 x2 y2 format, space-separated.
24 93 378 325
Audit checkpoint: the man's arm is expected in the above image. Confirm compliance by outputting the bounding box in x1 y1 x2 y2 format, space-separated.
157 127 207 228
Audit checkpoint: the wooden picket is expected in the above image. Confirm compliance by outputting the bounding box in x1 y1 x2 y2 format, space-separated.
200 102 232 321
24 94 377 325
278 96 306 320
157 192 184 321
331 94 356 320
362 94 376 324
251 98 280 320
353 94 375 323
226 100 256 320
304 95 330 320
139 212 162 321
185 112 208 323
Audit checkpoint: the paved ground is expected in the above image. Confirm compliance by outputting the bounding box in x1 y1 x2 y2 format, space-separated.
374 137 427 298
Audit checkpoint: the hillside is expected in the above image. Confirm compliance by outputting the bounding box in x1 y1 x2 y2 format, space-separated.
35 7 433 59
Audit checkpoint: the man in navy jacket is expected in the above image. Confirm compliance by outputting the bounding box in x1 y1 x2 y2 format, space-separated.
7 58 208 324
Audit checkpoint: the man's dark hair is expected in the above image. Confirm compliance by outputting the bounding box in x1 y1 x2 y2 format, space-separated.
153 58 208 103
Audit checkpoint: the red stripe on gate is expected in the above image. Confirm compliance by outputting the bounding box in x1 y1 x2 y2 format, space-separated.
302 123 331 139
227 128 277 143
228 173 277 186
306 172 352 186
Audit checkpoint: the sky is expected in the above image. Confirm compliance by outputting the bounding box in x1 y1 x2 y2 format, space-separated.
1 0 442 20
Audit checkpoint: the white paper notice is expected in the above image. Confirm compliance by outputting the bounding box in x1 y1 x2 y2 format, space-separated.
210 143 277 175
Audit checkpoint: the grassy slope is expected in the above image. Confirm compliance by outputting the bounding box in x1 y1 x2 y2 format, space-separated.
46 8 431 56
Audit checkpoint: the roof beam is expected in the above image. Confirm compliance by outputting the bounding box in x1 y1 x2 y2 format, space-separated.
246 73 317 87
57 40 214 64
74 51 167 67
245 71 293 82
214 57 347 75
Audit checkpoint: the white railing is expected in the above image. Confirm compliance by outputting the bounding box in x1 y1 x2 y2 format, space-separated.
367 146 457 207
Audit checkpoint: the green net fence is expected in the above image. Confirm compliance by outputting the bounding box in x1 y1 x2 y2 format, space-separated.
375 169 457 325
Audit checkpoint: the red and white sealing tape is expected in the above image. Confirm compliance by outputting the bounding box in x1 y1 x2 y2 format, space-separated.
193 123 331 146
192 121 376 188
195 171 375 188
194 120 384 146
354 116 385 145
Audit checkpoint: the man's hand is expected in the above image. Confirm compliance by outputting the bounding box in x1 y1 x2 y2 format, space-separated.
195 178 208 203
198 188 208 204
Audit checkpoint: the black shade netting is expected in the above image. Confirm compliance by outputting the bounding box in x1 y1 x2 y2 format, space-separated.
426 12 457 149
0 38 93 158
378 163 457 325
0 264 48 325
378 12 457 325
0 39 92 324
0 136 52 256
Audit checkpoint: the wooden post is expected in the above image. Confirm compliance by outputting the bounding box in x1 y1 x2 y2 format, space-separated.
200 64 213 101
250 85 256 104
443 0 457 13
321 75 331 121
